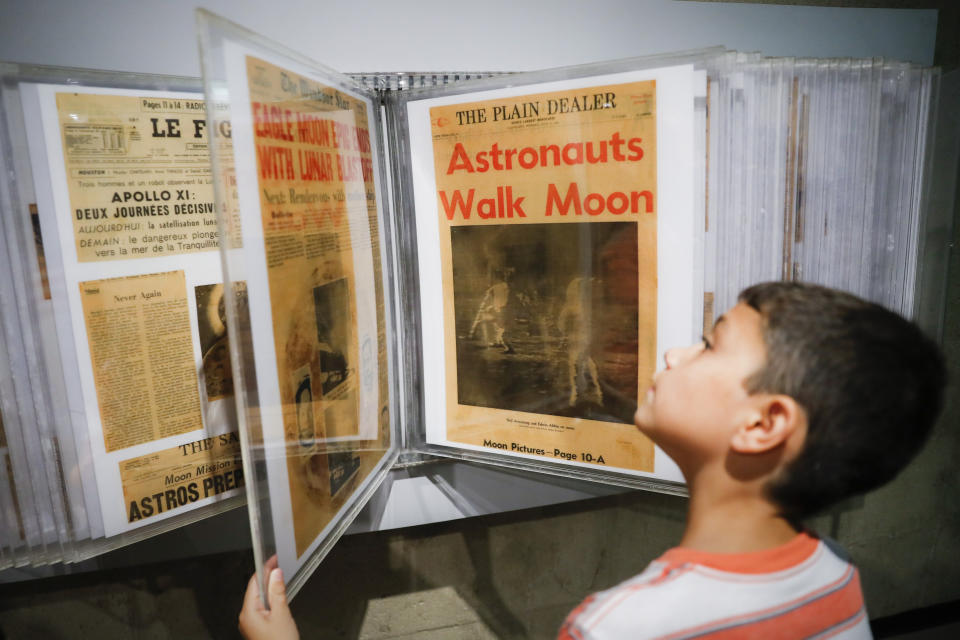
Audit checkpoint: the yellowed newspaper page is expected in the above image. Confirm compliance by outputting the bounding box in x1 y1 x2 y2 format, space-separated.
119 432 242 524
245 57 389 557
55 92 234 262
430 82 658 472
79 270 202 452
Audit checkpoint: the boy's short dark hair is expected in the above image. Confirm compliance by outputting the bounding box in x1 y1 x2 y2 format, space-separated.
738 282 946 522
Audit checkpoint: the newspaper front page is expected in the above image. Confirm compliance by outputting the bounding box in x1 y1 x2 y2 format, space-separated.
409 67 699 481
224 47 391 574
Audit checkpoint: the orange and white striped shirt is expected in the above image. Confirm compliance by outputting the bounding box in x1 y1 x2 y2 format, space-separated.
558 531 870 639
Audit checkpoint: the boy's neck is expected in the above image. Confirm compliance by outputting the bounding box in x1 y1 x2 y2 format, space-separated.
679 469 800 554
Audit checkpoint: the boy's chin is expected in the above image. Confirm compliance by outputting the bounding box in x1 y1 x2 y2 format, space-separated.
633 404 655 434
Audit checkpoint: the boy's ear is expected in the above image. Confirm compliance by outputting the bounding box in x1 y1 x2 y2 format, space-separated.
730 395 806 455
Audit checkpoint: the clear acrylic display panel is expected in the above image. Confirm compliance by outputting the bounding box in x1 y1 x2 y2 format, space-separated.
385 50 721 493
916 69 960 343
0 233 42 567
0 78 66 564
385 48 947 498
0 62 246 566
196 11 400 602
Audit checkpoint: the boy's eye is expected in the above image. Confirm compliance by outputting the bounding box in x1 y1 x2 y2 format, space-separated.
701 335 713 351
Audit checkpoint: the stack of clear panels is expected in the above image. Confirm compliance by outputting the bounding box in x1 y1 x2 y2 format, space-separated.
0 64 249 567
701 53 941 325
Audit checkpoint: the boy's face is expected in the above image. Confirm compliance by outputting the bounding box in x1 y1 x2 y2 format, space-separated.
634 302 768 469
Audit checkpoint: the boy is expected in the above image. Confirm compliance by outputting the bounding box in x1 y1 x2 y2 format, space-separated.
239 282 945 640
558 281 946 639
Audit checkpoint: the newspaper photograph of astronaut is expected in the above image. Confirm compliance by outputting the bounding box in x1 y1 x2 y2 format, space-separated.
452 220 639 425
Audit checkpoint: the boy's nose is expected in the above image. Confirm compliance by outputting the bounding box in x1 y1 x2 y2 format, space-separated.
664 347 681 369
664 343 700 369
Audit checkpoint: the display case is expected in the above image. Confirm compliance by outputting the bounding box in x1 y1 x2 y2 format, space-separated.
0 10 952 608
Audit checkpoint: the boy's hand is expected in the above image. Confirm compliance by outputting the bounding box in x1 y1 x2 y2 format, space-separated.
238 567 300 640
